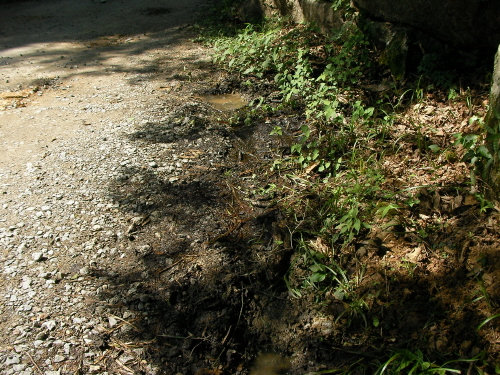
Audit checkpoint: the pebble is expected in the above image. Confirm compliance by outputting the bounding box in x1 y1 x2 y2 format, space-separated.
41 320 57 331
108 316 118 328
5 355 20 365
13 364 27 371
32 252 44 262
53 355 66 363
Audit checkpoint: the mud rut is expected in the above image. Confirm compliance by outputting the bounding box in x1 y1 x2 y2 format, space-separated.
0 0 318 374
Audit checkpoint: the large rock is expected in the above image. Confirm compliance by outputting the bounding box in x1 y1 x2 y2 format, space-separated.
352 0 500 50
260 0 344 35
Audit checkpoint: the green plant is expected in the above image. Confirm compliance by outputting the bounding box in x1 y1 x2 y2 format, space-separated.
454 118 493 184
375 349 463 374
477 313 500 331
316 350 486 375
335 205 371 244
401 260 417 278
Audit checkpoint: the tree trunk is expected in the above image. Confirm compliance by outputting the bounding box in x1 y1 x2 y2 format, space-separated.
485 44 500 201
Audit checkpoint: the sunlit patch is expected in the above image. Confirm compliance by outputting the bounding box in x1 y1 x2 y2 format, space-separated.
0 89 33 110
196 93 247 111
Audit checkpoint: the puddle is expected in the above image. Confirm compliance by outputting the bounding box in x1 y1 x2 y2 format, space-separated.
250 353 291 375
197 93 247 111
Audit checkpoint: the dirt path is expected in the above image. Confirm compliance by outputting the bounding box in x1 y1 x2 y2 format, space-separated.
0 0 208 170
0 1 312 374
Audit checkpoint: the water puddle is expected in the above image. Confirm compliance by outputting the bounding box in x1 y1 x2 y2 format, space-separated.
197 93 247 111
250 353 291 375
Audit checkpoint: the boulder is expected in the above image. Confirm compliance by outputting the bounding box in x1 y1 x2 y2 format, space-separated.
260 0 344 35
352 0 500 51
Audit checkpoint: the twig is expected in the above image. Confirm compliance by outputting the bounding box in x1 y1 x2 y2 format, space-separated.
107 314 141 333
157 334 209 341
115 358 135 374
221 325 232 345
255 289 288 301
155 258 187 275
26 351 43 375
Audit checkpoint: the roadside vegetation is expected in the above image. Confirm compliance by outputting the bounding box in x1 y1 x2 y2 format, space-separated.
198 1 500 373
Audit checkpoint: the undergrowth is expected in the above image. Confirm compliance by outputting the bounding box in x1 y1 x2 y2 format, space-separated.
211 4 498 375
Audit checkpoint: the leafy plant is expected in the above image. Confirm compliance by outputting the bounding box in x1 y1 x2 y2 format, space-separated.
375 349 465 375
454 117 493 184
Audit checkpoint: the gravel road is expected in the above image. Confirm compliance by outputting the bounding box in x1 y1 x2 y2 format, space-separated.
0 1 244 373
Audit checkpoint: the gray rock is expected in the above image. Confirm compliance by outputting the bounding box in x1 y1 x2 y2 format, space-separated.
53 355 65 363
353 0 500 50
108 316 118 328
41 320 57 331
32 252 44 262
5 355 20 365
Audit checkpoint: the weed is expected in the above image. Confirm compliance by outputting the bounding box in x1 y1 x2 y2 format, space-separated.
374 349 470 374
453 118 493 184
477 313 500 331
211 5 497 373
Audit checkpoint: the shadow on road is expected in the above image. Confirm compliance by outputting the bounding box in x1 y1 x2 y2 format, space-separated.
0 0 208 89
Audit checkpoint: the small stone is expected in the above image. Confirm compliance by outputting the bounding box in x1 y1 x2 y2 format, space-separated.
12 364 27 371
149 161 158 168
42 320 57 331
133 348 145 357
38 312 50 320
53 355 65 363
45 371 61 375
13 345 27 353
120 324 133 334
20 304 32 311
32 252 44 262
118 354 134 364
79 267 90 276
123 310 135 319
5 355 20 365
108 316 118 328
21 277 31 288
36 331 48 340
